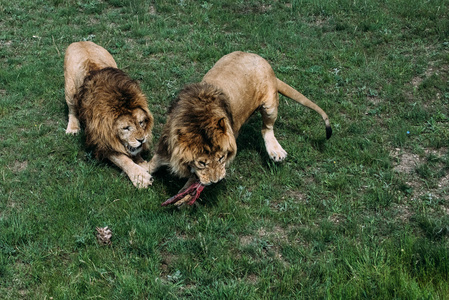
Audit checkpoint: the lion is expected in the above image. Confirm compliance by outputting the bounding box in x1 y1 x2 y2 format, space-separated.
149 51 332 206
64 41 154 188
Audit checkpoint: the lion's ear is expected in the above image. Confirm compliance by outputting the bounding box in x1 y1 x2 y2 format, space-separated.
217 117 226 132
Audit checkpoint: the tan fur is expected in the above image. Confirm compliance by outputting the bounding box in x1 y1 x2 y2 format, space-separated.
64 41 154 188
149 51 331 188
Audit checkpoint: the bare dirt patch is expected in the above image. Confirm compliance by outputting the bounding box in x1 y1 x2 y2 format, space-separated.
246 273 258 284
329 213 346 225
412 65 440 89
257 225 288 242
10 160 28 173
271 189 307 210
391 147 449 204
406 63 448 101
391 148 420 174
393 204 413 222
367 96 382 106
285 189 307 202
159 251 178 277
239 235 253 247
239 225 290 267
412 76 423 88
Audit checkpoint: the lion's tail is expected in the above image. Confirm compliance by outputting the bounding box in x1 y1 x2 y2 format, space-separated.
277 78 332 139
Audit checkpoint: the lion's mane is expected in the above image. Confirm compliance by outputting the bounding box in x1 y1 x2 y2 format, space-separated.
75 67 153 159
156 82 237 177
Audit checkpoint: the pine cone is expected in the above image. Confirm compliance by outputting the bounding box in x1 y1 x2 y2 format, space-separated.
96 226 112 245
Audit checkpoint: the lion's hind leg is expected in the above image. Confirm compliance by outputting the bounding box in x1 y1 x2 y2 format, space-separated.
260 95 287 162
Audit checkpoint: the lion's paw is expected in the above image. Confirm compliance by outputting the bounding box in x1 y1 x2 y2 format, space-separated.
65 118 80 134
130 166 153 188
266 141 288 162
65 127 80 135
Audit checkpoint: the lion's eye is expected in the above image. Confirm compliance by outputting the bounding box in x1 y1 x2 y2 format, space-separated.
123 126 131 131
219 155 225 162
139 121 145 128
198 161 207 167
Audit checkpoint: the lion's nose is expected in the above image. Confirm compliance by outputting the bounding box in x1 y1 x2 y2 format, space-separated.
211 174 224 184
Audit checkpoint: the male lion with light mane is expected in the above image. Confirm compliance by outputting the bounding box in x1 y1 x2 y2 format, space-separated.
64 41 154 188
149 51 332 206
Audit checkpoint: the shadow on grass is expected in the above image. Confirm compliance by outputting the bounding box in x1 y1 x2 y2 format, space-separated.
307 136 330 152
237 116 331 165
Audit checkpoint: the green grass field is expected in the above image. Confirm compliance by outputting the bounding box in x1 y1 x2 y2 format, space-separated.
1 0 449 298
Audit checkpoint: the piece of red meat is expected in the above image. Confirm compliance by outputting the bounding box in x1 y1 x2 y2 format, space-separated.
161 180 205 206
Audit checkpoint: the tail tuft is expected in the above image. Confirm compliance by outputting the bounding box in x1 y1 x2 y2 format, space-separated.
326 126 332 140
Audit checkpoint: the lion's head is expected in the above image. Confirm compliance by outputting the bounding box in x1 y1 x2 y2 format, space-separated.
76 67 154 159
113 107 152 156
157 83 237 185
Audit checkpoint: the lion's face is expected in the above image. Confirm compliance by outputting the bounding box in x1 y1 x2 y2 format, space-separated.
114 108 151 156
166 115 237 185
190 151 228 186
168 119 237 185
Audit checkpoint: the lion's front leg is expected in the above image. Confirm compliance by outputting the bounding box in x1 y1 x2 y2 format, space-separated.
64 88 81 134
148 153 166 174
134 154 150 170
109 153 153 188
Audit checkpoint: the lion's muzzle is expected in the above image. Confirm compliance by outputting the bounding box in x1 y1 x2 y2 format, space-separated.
192 165 226 186
126 138 146 156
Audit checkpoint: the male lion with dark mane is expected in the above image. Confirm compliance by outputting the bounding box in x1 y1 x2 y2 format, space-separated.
64 41 154 188
149 51 332 206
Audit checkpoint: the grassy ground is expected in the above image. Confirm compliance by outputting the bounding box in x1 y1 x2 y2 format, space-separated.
1 0 449 298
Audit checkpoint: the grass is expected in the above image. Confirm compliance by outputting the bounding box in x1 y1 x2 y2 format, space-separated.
1 0 449 298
